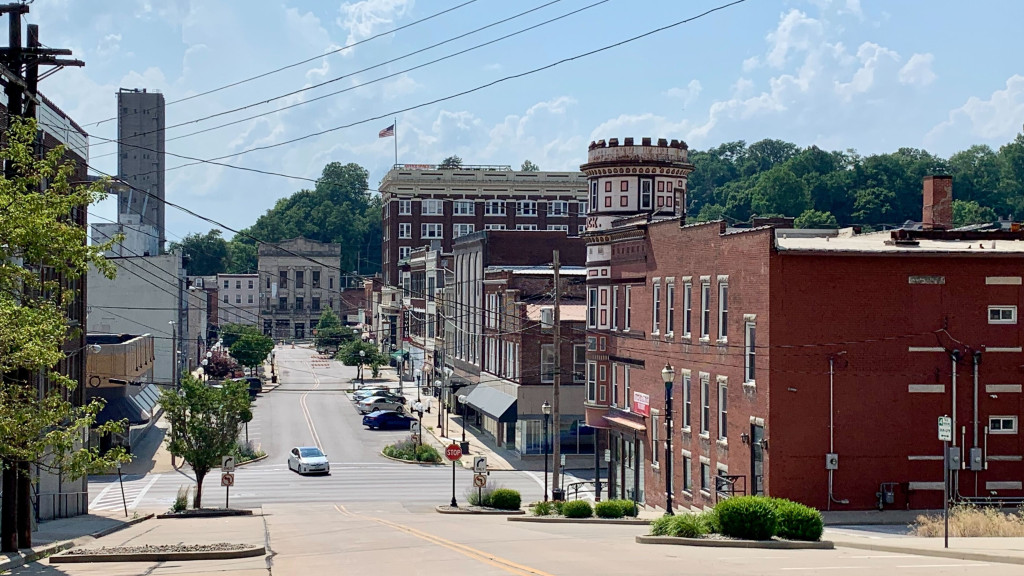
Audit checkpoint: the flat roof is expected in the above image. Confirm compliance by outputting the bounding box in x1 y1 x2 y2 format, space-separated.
485 266 587 275
526 303 587 322
775 229 1024 254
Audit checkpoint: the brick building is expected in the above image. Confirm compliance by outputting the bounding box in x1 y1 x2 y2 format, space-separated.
379 164 588 286
583 141 1024 511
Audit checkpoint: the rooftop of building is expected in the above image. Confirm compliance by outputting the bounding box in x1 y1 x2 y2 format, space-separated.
87 333 150 345
526 303 587 322
485 265 587 276
774 227 1024 254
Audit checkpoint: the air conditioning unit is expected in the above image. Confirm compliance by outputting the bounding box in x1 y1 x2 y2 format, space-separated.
540 306 554 328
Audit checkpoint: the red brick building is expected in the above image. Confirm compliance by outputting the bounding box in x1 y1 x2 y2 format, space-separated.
584 139 1024 511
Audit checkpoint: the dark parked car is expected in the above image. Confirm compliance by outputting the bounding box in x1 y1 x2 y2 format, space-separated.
362 410 416 430
244 377 262 398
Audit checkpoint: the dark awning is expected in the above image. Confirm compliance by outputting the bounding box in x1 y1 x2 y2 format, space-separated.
95 396 151 426
464 385 517 423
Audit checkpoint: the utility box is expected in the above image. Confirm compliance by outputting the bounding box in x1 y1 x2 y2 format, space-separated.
825 453 839 470
969 447 984 471
947 446 962 470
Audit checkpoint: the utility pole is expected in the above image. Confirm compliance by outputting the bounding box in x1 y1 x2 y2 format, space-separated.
0 3 85 553
551 250 562 499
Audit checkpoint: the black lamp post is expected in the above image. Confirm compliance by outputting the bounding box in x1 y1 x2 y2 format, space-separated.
458 394 468 443
661 363 675 516
413 400 424 448
358 350 365 387
542 400 551 502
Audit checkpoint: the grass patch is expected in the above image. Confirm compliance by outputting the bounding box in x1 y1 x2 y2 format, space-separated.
915 505 1024 537
383 440 442 463
532 501 554 516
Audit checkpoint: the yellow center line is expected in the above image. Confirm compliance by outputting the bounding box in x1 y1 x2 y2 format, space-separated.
334 505 554 576
300 360 323 450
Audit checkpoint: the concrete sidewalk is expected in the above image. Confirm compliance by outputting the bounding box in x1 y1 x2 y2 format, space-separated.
826 529 1024 565
0 510 151 573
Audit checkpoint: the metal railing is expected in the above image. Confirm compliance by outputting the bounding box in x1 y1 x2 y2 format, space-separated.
715 474 747 502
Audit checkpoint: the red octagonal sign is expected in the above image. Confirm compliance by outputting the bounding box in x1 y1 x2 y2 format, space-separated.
445 443 463 461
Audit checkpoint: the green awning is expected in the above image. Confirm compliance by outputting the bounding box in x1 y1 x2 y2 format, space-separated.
390 351 405 360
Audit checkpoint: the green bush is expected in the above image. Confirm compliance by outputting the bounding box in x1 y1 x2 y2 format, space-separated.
772 499 824 541
594 500 625 518
532 501 554 516
415 444 441 463
382 440 417 461
561 500 593 518
552 500 565 515
468 485 496 506
171 485 190 513
668 514 709 538
716 496 779 540
613 499 638 517
698 508 720 533
649 515 673 536
490 488 522 511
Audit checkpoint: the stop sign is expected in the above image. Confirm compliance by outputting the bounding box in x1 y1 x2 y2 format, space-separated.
445 443 463 461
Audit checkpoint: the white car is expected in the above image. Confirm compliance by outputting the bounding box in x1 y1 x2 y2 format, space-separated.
287 446 330 475
357 396 405 414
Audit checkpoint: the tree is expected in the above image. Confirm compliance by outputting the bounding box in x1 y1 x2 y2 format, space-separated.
161 376 252 508
226 241 258 274
339 340 388 378
695 203 726 222
220 323 262 348
169 229 229 275
314 309 353 353
520 159 540 172
204 351 240 379
794 209 839 229
439 155 463 169
952 199 998 228
229 331 275 371
750 166 811 217
1 118 130 551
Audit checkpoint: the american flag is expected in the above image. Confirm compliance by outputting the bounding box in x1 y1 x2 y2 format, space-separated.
378 124 395 138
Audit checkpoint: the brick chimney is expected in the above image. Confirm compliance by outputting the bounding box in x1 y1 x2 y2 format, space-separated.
922 175 953 230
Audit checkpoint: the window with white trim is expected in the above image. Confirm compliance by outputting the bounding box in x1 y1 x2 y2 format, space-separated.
988 306 1017 324
744 321 756 383
578 200 588 216
421 223 443 238
624 285 632 330
578 225 585 235
682 372 691 430
700 373 710 435
421 199 443 215
718 378 728 440
666 280 675 335
624 365 631 411
683 282 692 337
640 179 653 210
547 224 569 232
453 223 475 237
700 281 711 339
397 199 412 215
398 246 411 260
517 200 537 216
541 344 555 383
398 223 411 239
453 200 474 215
574 345 586 383
718 280 729 341
586 361 597 402
700 461 711 493
651 410 660 467
990 415 1018 434
611 364 619 407
652 280 661 334
589 182 598 212
682 454 693 492
515 224 538 231
612 286 619 330
484 224 506 230
587 288 598 328
549 200 568 217
485 200 506 215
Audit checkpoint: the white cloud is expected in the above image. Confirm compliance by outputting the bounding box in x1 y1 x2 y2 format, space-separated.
96 33 121 57
834 42 900 101
765 10 825 68
899 53 937 86
926 75 1024 144
742 56 760 72
338 0 414 48
663 80 702 108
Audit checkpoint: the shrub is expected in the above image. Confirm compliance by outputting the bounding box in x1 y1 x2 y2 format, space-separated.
533 501 554 516
668 514 709 538
467 485 496 507
649 515 673 536
594 500 625 519
772 499 824 541
490 488 522 511
613 499 638 517
172 485 190 513
716 496 779 540
562 500 593 519
415 444 441 463
698 508 720 533
552 500 565 515
383 440 417 461
915 504 1024 537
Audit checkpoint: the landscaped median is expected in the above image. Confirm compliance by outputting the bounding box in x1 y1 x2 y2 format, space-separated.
50 543 266 563
381 440 442 464
510 499 649 524
436 487 525 515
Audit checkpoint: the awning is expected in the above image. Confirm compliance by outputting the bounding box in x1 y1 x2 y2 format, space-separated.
464 385 517 423
95 396 151 426
390 351 406 360
604 415 647 432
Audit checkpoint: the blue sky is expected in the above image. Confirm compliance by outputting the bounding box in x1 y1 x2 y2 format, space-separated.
31 0 1024 241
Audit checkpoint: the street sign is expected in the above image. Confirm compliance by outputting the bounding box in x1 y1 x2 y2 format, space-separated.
604 449 611 463
221 455 236 472
633 391 651 416
473 456 487 473
473 473 487 488
445 443 463 461
938 416 952 442
410 421 421 434
560 454 566 466
221 472 235 487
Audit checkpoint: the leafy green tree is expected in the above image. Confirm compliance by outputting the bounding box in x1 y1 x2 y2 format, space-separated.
439 155 463 169
851 187 898 225
229 331 275 371
998 133 1024 217
750 166 810 217
339 340 388 378
740 139 800 177
161 376 252 508
949 145 1002 209
220 323 262 348
314 309 353 352
794 209 839 229
169 229 229 276
520 160 540 172
226 241 258 274
695 203 726 222
1 118 130 551
952 200 998 228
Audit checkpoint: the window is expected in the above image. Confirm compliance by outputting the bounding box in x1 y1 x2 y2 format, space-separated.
578 200 588 216
718 379 728 440
296 271 304 289
612 286 619 330
398 199 412 215
279 297 287 309
588 288 598 328
624 286 632 330
578 225 586 235
279 271 288 289
485 200 506 215
745 322 756 383
990 416 1018 434
547 224 569 232
517 200 537 216
312 271 320 288
640 179 653 209
700 462 711 493
586 362 597 402
700 373 710 435
399 246 411 260
312 297 320 311
266 276 270 289
454 223 475 237
682 372 692 429
988 306 1017 324
611 364 619 407
574 344 586 382
589 181 598 212
329 276 334 289
666 281 675 334
652 280 661 334
454 200 474 215
248 294 254 304
515 224 538 231
718 280 729 341
651 411 660 467
223 294 229 303
541 344 555 383
485 224 506 230
232 280 239 289
422 199 443 215
683 455 693 492
422 223 443 238
398 223 412 238
295 296 304 310
624 365 631 410
549 200 568 217
700 281 710 339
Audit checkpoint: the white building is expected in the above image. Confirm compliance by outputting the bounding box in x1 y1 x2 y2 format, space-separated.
216 273 259 326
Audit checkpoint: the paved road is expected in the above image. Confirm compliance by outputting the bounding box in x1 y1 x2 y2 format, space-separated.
89 345 543 512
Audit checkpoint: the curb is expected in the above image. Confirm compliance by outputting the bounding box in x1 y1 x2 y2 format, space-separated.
832 540 1024 566
235 453 268 467
636 535 834 549
92 513 156 538
435 506 526 515
50 545 266 564
509 516 650 525
0 513 154 573
156 509 254 519
379 450 443 466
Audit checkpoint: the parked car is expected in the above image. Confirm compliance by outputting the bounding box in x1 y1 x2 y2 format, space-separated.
355 390 405 404
362 410 416 430
357 396 405 414
243 377 262 398
353 388 390 401
287 446 330 475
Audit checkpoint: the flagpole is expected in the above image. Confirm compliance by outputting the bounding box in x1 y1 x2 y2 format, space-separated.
394 117 398 167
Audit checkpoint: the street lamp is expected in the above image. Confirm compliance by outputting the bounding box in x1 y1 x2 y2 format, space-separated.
661 363 676 516
359 350 366 387
201 358 208 382
542 400 551 502
413 400 424 448
458 394 468 445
